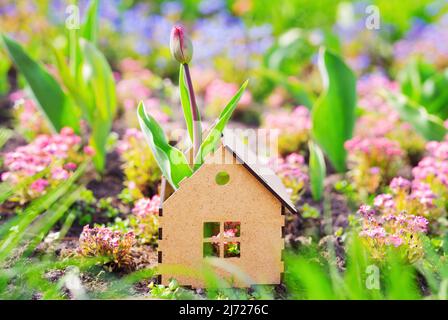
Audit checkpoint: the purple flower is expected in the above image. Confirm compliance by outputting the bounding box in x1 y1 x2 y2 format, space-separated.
374 194 395 209
30 179 49 193
390 177 411 193
387 235 403 247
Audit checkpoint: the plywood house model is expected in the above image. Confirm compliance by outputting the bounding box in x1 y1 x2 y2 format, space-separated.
157 132 298 288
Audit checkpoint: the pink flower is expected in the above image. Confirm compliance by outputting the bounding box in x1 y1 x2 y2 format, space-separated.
361 226 386 239
83 146 95 156
205 79 253 109
78 226 135 268
263 106 311 133
388 235 403 247
374 194 395 209
132 195 161 218
390 177 411 193
60 127 74 136
65 162 78 171
51 167 69 180
358 205 375 218
170 25 193 64
30 179 49 193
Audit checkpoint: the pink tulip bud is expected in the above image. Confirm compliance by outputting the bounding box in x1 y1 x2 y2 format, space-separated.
170 25 193 64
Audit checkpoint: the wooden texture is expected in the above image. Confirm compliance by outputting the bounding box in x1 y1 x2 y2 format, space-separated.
158 145 285 288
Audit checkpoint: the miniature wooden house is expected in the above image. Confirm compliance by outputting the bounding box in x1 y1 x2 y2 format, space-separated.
158 132 297 288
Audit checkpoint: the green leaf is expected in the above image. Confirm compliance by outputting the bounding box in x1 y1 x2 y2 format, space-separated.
51 45 93 125
194 80 249 169
308 141 326 201
137 102 193 189
311 48 356 172
0 162 86 263
258 68 313 108
0 127 13 150
79 39 117 172
179 65 194 144
81 0 99 44
385 92 446 141
399 59 448 120
1 34 80 133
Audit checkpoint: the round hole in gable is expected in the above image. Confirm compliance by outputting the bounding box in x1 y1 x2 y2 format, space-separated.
215 171 230 185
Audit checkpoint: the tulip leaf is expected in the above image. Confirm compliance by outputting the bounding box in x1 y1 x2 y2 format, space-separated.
79 39 117 172
81 0 99 44
385 92 446 141
1 34 80 133
137 102 193 189
179 65 194 144
194 80 249 169
311 48 356 172
309 141 326 201
399 59 448 120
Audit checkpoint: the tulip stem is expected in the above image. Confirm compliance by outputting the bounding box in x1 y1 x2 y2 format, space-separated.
183 63 202 158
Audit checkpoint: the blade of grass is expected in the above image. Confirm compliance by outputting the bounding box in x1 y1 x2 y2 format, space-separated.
0 163 86 263
0 127 13 149
309 141 326 201
22 185 84 256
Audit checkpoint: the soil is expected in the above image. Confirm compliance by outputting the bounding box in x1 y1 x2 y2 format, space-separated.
86 151 125 199
286 174 352 245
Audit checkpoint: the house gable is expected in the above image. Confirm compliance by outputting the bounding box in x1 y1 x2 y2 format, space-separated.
159 145 285 287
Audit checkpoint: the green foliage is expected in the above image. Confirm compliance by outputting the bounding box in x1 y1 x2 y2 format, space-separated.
0 127 13 150
0 163 86 264
258 67 313 108
1 34 81 133
399 59 448 120
194 80 249 169
311 48 356 172
78 39 117 171
137 102 193 189
417 237 448 299
179 64 194 143
81 0 99 44
308 141 326 201
245 0 344 34
2 32 117 172
0 51 10 94
373 0 447 38
386 91 447 141
284 236 422 300
53 38 117 172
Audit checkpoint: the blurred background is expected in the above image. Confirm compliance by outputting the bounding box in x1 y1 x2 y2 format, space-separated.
2 0 448 116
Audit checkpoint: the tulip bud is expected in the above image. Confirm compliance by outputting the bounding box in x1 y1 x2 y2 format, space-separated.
170 25 193 64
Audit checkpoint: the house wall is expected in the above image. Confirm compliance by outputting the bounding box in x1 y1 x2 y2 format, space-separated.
158 146 285 288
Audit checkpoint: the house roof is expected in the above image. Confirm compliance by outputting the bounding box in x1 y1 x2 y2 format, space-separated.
160 130 298 215
221 130 298 214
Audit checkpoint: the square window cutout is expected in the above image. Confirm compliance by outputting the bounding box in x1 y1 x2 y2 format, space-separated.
203 242 220 257
224 242 240 258
224 221 240 237
203 222 220 238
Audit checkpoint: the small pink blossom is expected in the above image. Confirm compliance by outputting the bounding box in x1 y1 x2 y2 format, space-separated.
51 167 69 180
374 194 395 209
30 179 49 193
387 235 403 247
65 162 77 171
83 146 95 156
132 195 161 218
390 177 411 193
